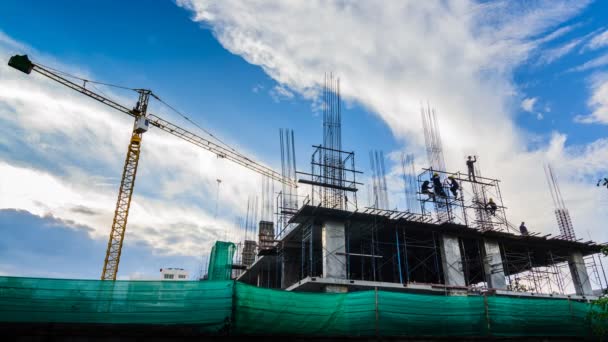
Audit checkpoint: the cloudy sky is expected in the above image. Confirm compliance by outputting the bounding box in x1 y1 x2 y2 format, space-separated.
1 0 607 280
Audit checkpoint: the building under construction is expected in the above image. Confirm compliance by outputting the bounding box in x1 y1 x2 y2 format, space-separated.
2 66 607 339
237 79 606 300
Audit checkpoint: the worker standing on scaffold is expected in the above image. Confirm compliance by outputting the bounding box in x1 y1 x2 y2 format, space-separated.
448 175 460 199
466 156 477 182
519 222 529 236
486 198 497 216
432 173 447 197
421 180 435 201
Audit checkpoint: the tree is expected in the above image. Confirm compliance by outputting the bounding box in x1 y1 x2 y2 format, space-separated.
589 296 608 338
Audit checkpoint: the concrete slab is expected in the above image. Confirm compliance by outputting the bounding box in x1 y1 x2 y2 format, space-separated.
286 276 452 294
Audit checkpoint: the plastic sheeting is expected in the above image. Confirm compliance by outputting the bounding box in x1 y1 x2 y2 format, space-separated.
0 276 601 337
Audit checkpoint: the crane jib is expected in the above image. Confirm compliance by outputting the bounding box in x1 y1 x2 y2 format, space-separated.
8 54 298 280
8 55 293 185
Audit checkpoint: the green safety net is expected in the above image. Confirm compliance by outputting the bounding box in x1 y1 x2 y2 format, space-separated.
0 275 604 337
377 290 487 337
232 282 597 337
487 296 592 337
233 282 377 336
0 276 233 332
207 241 236 281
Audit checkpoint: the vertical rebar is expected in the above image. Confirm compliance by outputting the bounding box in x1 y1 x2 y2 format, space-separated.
396 226 403 284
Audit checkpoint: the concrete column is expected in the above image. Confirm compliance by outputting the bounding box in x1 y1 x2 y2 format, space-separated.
322 220 347 279
568 251 593 296
483 240 506 289
439 234 465 287
281 251 299 289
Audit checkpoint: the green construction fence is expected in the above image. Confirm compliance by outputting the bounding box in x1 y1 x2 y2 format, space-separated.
0 276 605 337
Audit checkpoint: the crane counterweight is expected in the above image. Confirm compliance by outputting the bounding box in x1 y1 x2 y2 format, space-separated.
8 54 33 74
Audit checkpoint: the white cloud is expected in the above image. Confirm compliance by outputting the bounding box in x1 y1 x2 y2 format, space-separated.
537 37 584 65
269 84 294 102
1 0 607 282
537 24 580 44
0 162 236 256
0 34 279 264
521 97 537 112
568 53 608 72
521 97 543 120
585 29 608 51
177 0 608 243
574 73 608 124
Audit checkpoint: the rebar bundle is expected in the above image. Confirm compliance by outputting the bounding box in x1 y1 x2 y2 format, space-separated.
322 73 344 209
370 150 389 210
544 164 576 241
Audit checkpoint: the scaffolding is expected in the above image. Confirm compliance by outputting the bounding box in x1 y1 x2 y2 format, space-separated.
500 244 608 295
242 240 256 267
236 79 606 301
297 74 361 211
415 167 518 234
416 168 468 226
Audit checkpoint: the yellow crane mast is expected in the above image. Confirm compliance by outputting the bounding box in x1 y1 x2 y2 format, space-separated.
103 90 151 280
8 55 296 280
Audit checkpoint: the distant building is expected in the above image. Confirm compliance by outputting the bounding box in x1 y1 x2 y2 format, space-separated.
160 268 188 280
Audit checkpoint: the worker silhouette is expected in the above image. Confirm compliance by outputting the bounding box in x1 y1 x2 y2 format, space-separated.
421 180 435 201
448 176 459 199
598 177 608 189
431 173 447 197
519 222 529 236
466 156 477 182
486 198 497 216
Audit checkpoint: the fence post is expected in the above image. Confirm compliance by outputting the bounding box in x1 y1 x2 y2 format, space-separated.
375 286 379 338
484 294 491 337
230 280 237 335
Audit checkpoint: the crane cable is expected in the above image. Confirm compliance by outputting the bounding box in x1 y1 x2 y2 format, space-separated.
150 93 239 155
36 61 244 157
36 62 136 91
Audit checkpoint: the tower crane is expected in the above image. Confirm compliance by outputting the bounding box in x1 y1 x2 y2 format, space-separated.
8 55 296 280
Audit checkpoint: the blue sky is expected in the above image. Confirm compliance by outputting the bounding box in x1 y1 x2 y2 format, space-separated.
0 0 607 280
